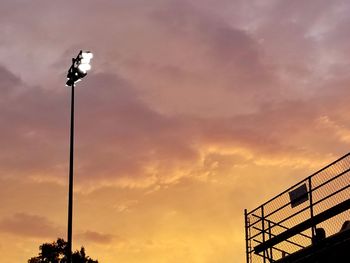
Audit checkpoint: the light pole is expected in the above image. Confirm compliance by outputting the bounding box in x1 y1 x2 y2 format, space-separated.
65 50 93 263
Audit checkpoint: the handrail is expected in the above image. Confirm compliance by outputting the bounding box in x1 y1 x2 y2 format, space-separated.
252 226 305 249
249 214 311 240
247 152 350 216
254 198 350 254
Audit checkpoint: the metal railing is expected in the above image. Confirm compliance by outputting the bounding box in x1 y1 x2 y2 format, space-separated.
244 152 350 263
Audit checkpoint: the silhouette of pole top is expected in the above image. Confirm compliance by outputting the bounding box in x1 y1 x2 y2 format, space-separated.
66 50 93 86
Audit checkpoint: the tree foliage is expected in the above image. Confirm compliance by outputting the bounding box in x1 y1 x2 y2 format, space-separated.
28 238 98 263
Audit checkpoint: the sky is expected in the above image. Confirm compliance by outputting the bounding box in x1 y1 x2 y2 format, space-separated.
1 0 350 262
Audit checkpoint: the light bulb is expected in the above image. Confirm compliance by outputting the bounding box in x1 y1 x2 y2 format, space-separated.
81 58 91 64
78 63 91 73
82 52 93 60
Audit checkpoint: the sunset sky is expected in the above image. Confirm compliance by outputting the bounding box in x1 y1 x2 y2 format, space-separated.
1 1 350 262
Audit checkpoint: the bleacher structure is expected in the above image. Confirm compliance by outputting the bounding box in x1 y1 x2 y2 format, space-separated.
244 152 350 263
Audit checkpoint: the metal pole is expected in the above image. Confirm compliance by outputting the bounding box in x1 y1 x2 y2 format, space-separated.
67 83 75 263
268 220 273 262
261 206 266 263
308 178 315 243
244 209 250 263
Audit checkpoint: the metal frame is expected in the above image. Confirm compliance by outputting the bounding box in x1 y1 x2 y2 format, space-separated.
244 152 350 263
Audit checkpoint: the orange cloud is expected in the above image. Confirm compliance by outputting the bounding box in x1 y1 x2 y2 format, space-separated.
76 231 114 244
0 213 63 238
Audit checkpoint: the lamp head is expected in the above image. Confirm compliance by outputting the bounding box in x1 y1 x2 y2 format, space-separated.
66 50 93 86
78 51 93 73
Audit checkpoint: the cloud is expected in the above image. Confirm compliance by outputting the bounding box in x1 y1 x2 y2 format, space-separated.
115 0 279 117
0 63 348 192
0 213 63 238
71 72 200 185
0 65 21 94
0 65 68 178
76 230 115 244
0 65 200 189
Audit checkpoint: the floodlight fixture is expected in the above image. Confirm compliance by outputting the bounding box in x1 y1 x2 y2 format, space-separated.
66 50 93 86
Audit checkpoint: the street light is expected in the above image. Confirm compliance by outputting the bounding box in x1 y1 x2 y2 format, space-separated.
65 50 93 263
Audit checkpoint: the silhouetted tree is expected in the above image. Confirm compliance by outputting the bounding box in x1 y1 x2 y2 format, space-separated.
28 238 98 263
